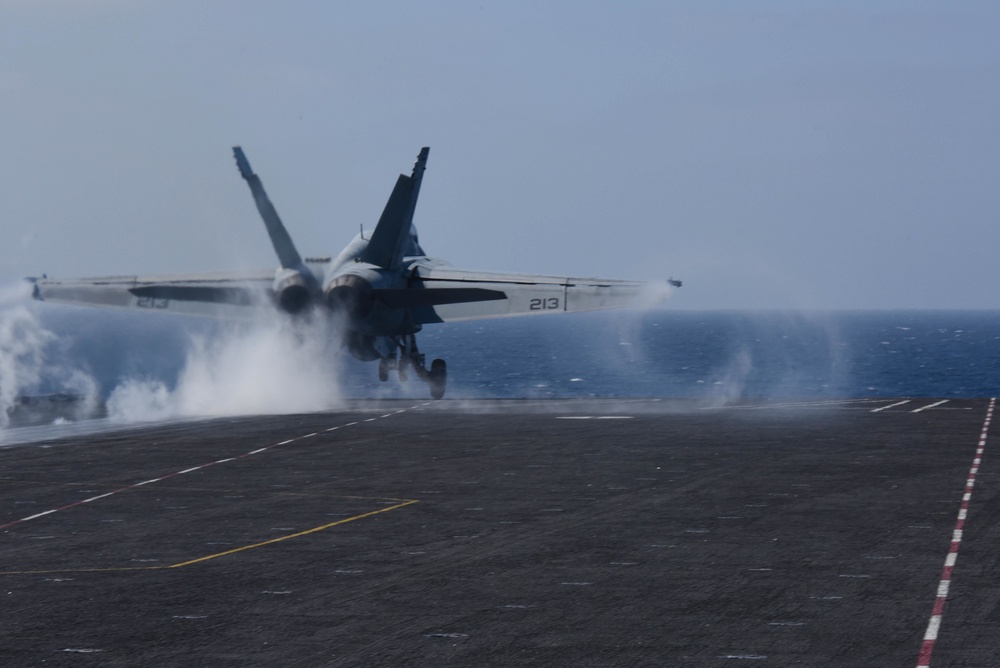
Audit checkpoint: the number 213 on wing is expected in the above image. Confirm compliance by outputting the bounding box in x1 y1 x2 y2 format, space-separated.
529 297 560 311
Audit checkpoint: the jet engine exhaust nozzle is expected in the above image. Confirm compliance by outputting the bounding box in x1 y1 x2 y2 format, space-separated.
325 274 374 320
273 269 314 314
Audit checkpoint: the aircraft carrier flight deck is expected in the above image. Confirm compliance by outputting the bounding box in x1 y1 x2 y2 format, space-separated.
1 398 996 667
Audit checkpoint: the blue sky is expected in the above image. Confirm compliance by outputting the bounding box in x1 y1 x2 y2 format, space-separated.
2 1 998 309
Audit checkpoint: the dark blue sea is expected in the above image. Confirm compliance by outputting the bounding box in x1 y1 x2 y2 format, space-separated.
412 310 1000 400
31 308 1000 401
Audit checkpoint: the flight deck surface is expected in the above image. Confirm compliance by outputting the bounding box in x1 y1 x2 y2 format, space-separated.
1 398 996 667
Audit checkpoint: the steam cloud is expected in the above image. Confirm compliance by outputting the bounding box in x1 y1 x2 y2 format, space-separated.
0 285 52 428
106 318 345 422
1 282 345 434
0 283 98 430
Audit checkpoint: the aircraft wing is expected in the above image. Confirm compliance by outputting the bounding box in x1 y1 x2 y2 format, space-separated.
28 265 675 324
28 270 276 320
407 265 673 324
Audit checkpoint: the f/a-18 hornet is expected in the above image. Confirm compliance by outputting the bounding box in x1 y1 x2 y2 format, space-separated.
29 147 680 398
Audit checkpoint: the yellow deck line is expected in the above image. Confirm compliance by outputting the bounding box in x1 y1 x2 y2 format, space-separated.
168 499 419 568
1 499 419 575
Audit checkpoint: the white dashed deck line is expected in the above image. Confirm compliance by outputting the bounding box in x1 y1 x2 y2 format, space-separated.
81 493 115 503
872 400 912 412
710 399 885 411
0 404 420 531
912 400 950 413
556 416 634 420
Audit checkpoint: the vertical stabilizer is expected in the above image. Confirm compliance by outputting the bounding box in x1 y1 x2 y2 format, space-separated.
233 146 303 270
362 147 429 269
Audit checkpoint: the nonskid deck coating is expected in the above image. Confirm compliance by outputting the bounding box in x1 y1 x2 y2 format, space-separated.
0 398 995 667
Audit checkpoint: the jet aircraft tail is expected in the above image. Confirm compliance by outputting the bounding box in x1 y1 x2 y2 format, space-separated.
362 147 429 269
233 146 304 271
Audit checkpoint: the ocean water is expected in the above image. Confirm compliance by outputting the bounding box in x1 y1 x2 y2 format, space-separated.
23 308 998 403
406 310 1000 400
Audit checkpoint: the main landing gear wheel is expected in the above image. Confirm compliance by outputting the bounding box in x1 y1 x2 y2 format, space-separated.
383 335 447 399
428 358 447 400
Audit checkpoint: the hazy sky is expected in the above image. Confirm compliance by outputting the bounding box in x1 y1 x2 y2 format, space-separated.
2 1 998 310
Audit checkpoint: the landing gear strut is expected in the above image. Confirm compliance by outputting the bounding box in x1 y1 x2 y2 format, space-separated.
378 335 447 399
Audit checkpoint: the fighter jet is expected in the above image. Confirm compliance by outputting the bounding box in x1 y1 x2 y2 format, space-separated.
29 147 676 398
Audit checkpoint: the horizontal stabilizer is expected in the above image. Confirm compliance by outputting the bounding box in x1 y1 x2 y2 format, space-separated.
131 284 505 310
373 287 506 309
129 285 262 306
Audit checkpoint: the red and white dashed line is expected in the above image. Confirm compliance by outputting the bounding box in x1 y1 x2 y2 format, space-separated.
915 397 993 668
0 403 431 532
